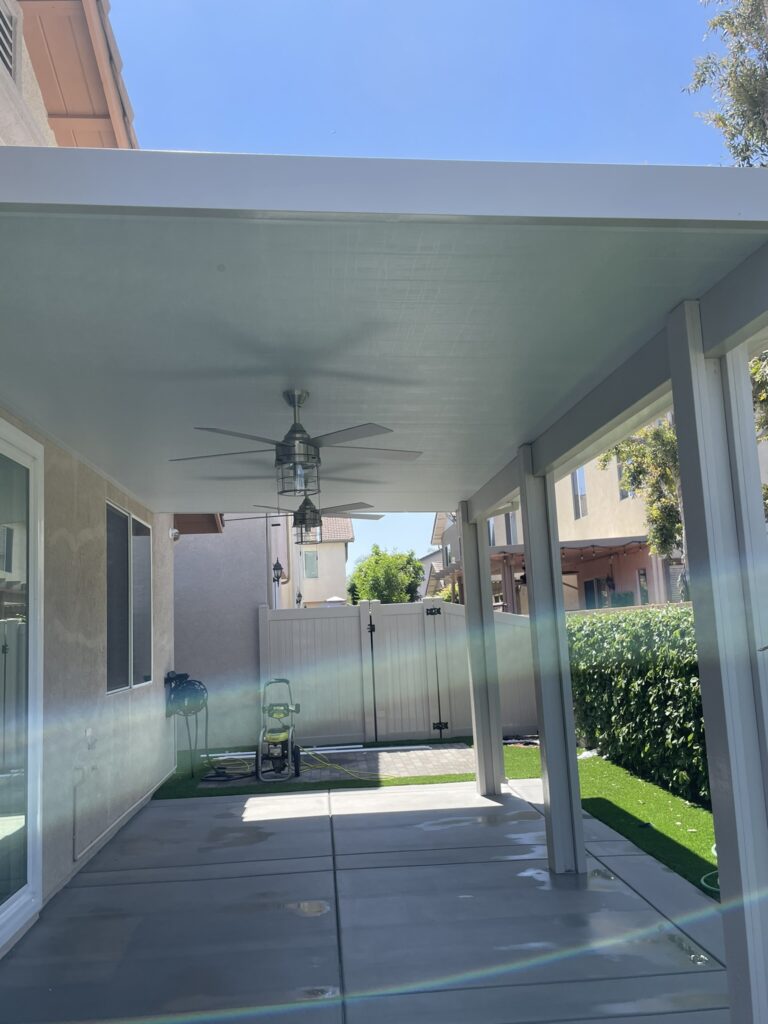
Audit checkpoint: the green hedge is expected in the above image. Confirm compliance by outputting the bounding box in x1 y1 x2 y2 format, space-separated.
567 605 709 806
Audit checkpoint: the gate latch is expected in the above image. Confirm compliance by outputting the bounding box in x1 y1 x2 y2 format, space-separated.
425 607 442 616
367 622 376 633
432 721 449 736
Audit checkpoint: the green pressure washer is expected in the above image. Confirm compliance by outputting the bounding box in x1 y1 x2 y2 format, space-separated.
256 678 302 782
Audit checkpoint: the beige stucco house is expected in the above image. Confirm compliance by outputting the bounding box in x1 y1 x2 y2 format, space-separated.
270 514 354 608
431 452 672 611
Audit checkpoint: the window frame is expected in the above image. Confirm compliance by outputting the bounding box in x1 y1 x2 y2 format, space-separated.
303 548 319 579
106 500 153 693
570 466 588 520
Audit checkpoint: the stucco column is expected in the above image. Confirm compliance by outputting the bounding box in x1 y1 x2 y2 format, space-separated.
669 300 768 1024
518 444 586 875
458 501 505 796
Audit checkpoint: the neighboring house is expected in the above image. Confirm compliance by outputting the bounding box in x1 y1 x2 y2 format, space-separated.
173 516 270 749
270 514 354 609
431 453 672 611
417 547 445 600
1 0 135 148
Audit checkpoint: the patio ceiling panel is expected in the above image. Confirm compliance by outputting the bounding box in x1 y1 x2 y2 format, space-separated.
1 149 768 514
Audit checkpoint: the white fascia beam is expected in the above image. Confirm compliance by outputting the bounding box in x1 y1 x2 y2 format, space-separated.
532 329 672 478
465 457 520 524
3 148 768 221
700 239 768 356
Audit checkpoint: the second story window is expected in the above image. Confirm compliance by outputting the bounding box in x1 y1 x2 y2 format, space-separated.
303 550 319 579
617 460 635 500
0 4 15 79
571 467 588 520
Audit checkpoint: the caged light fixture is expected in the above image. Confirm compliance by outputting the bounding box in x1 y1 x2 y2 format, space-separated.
291 496 323 545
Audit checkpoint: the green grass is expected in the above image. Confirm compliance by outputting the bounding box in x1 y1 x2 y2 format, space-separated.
502 746 717 894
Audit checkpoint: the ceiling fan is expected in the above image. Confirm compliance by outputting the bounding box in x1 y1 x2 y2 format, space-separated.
169 389 421 496
231 496 383 544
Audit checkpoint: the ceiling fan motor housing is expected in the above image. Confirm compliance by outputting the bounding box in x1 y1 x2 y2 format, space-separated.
275 422 321 496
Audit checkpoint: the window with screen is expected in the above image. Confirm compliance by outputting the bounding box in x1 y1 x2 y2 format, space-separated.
132 520 152 684
106 504 153 691
571 467 588 519
304 550 319 578
106 505 130 692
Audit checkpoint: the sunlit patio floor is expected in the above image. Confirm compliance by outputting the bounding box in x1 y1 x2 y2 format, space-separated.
0 782 729 1023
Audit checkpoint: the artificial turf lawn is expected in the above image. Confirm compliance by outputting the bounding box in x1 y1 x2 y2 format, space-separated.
500 745 717 894
154 743 717 895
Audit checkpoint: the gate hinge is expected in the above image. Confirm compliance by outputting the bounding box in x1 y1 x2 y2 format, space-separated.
367 623 376 633
432 721 449 735
425 607 442 616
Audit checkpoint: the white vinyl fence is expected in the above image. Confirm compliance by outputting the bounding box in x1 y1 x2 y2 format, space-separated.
258 599 537 746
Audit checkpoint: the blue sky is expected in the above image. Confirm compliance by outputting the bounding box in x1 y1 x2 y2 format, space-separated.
110 0 727 565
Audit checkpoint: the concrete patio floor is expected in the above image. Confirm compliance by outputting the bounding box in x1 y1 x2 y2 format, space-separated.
0 782 729 1023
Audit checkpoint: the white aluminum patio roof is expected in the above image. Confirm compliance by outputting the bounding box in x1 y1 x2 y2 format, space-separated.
1 147 768 514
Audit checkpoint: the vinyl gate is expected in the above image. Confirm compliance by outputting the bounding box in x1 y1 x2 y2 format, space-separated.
258 599 537 746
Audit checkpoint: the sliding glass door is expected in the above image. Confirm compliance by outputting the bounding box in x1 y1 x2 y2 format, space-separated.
0 424 42 947
0 451 29 909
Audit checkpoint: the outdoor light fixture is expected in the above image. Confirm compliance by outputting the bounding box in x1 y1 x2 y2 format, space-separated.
292 496 322 545
275 390 321 497
276 458 320 497
272 559 284 585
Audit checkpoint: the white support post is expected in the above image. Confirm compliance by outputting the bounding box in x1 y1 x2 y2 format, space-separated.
458 501 505 796
518 444 586 874
668 300 768 1024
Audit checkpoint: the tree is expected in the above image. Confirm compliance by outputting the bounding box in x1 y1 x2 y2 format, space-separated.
599 418 685 560
601 358 768 598
689 0 768 166
347 580 360 605
347 545 424 604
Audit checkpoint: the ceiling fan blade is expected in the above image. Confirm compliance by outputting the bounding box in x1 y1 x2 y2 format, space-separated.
226 514 288 521
326 512 384 520
195 427 281 445
252 502 292 512
316 476 380 484
169 448 273 463
311 423 393 447
324 445 422 461
195 474 275 481
320 501 374 514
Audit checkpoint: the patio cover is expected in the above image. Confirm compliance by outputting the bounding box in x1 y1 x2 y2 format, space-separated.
1 147 768 516
4 147 768 1022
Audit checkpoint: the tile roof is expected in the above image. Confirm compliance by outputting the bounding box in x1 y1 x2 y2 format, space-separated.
320 516 355 543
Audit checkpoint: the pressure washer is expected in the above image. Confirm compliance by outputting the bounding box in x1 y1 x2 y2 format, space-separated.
256 677 302 781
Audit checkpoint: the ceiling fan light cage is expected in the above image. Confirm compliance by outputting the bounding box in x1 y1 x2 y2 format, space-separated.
276 460 320 496
293 522 322 545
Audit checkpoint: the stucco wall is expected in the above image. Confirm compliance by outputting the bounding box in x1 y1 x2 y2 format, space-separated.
173 517 269 749
555 456 648 542
299 542 349 606
0 1 55 146
0 405 174 902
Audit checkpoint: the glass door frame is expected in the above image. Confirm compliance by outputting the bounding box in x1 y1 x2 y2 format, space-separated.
0 418 43 952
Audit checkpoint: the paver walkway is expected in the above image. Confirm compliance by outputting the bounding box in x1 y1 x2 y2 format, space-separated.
199 741 478 788
0 781 729 1023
